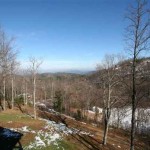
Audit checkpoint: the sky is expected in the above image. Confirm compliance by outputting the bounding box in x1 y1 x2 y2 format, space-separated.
0 0 133 72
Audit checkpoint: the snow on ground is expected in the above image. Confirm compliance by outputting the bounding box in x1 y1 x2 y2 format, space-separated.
20 121 63 150
93 106 103 113
42 118 93 135
24 129 61 149
81 122 86 125
21 126 31 132
87 110 95 114
118 145 121 148
36 102 46 108
9 124 61 149
9 117 93 149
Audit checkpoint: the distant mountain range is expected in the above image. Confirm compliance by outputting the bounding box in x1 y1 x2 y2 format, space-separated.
41 69 96 75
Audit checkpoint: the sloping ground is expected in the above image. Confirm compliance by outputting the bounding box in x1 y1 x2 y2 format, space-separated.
0 107 149 150
0 108 80 150
38 109 150 150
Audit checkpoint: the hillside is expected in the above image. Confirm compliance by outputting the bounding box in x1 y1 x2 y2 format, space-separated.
88 57 150 81
0 107 149 150
0 108 81 150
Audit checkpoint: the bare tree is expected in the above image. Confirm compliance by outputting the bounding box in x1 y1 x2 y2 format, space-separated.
29 57 42 119
97 54 121 145
21 69 30 105
125 0 150 149
0 28 18 110
10 60 19 109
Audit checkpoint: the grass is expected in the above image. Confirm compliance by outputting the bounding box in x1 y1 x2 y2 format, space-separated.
0 108 82 150
0 109 45 130
0 108 149 150
28 140 79 150
0 109 45 147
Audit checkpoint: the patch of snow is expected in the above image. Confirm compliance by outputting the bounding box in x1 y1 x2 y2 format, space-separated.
79 131 90 135
23 117 94 149
30 130 36 134
36 102 46 108
48 108 56 113
49 133 60 142
93 106 103 113
35 136 46 147
27 145 34 149
87 110 95 114
10 126 36 134
21 126 30 132
24 126 61 150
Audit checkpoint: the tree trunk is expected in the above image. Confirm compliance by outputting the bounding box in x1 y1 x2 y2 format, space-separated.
23 79 26 105
131 49 136 150
33 76 36 119
11 77 14 109
44 90 46 101
103 111 109 145
131 106 136 150
125 0 150 149
51 82 54 100
3 77 6 110
25 81 28 105
117 108 120 128
131 91 136 150
103 84 111 145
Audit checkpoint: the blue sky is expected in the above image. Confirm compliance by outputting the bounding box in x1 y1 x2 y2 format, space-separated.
0 0 132 72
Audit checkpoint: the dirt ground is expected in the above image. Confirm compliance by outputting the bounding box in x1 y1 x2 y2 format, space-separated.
38 110 150 150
